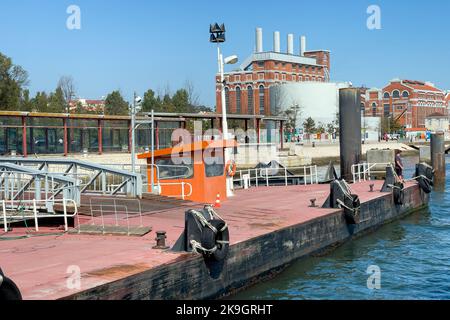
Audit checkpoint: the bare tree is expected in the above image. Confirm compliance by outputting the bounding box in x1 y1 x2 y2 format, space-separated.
269 85 287 116
57 75 76 113
184 79 200 107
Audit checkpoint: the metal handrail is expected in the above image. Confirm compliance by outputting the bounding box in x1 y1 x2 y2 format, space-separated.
351 162 393 183
234 165 319 188
149 181 193 200
1 198 77 232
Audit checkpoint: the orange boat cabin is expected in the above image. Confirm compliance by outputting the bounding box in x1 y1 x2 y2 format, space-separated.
137 140 237 204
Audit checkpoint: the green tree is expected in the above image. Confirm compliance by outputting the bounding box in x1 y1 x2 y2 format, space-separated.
141 89 162 112
20 89 33 111
316 122 326 134
0 52 29 110
172 89 190 113
161 93 174 113
303 117 316 134
381 116 402 134
104 91 129 115
47 87 66 113
31 92 49 112
283 103 302 131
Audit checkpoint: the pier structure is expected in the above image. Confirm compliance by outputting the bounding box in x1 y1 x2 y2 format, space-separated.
0 179 428 300
0 111 286 157
430 131 446 186
339 88 362 181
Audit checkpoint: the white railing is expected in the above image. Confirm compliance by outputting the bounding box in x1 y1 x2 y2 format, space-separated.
234 165 319 188
351 163 393 183
158 182 193 200
1 198 77 233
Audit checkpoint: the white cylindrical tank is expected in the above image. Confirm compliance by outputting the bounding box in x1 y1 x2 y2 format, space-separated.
287 34 294 55
273 31 280 53
300 36 306 56
256 28 263 53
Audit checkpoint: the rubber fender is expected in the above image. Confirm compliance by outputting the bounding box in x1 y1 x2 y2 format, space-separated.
418 176 432 194
343 194 361 225
393 182 405 205
0 269 22 301
200 219 230 262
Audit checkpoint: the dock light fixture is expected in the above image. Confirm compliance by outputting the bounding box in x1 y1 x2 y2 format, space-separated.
209 23 226 43
224 55 238 65
209 23 238 197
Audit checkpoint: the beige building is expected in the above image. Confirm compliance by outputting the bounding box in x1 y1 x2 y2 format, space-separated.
425 113 449 132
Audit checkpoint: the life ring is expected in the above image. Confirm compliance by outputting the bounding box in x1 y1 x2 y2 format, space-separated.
200 219 230 261
393 182 405 205
225 160 237 177
0 269 22 300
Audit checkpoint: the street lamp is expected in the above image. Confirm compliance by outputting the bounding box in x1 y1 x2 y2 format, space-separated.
130 92 142 173
210 23 238 197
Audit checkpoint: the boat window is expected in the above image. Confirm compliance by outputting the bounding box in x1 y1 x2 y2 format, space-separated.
204 152 224 177
155 157 193 180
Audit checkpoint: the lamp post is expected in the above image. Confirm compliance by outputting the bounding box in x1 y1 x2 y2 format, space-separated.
210 23 238 197
130 92 142 173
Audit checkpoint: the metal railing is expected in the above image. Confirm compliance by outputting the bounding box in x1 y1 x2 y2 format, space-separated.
233 165 319 188
0 164 79 212
151 181 193 200
0 158 142 199
1 198 77 232
83 197 143 236
351 162 393 183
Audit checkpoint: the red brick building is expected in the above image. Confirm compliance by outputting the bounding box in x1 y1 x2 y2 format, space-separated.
445 91 450 108
363 79 447 128
216 28 330 116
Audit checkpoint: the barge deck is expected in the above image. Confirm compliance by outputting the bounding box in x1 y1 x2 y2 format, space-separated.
0 180 428 300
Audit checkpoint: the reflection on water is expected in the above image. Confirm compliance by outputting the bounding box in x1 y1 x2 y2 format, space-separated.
232 156 450 300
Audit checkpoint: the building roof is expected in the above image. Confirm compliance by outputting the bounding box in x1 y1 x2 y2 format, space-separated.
401 80 442 92
137 139 238 159
239 52 320 71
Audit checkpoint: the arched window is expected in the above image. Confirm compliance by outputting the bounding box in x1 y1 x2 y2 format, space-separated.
247 86 254 114
235 87 241 114
383 92 390 99
402 91 409 98
392 90 400 98
259 85 265 115
372 103 377 116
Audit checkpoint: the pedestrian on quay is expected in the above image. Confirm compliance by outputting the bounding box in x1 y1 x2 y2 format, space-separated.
395 149 404 182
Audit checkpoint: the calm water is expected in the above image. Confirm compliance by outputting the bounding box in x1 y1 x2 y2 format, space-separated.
232 156 450 300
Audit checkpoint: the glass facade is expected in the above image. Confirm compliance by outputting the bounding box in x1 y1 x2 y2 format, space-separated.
0 114 285 155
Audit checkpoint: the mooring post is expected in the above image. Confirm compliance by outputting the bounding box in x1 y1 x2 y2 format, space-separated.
430 131 446 186
339 88 362 181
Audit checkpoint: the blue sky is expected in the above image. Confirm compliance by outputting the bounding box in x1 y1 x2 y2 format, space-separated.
0 0 449 107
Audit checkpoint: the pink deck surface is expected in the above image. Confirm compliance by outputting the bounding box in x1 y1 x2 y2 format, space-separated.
0 180 402 300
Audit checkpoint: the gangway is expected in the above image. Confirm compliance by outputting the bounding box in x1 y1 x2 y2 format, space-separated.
0 158 142 198
0 163 79 212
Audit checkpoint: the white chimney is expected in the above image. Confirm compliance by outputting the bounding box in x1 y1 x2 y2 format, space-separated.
273 31 280 53
300 36 306 56
256 28 263 53
287 34 294 55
